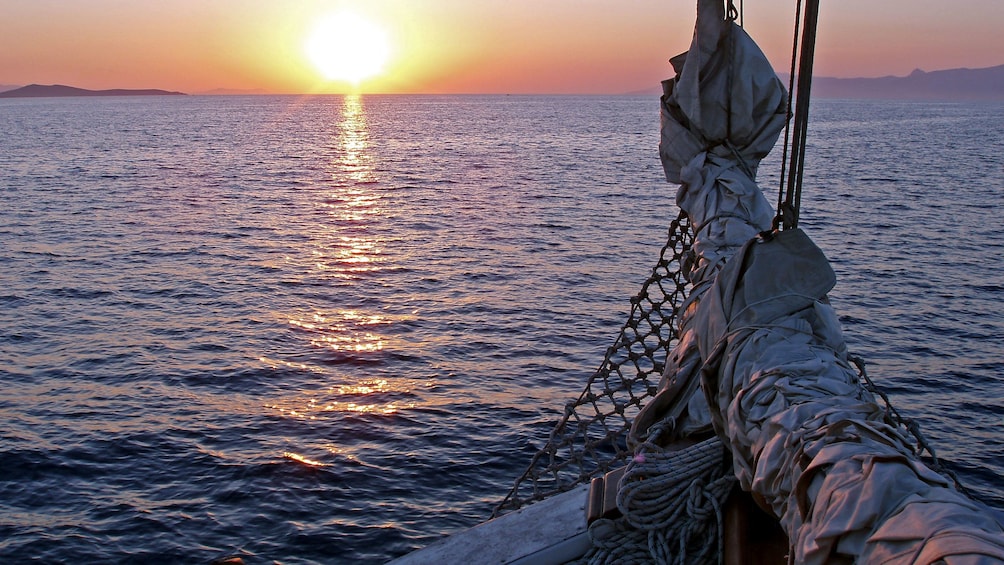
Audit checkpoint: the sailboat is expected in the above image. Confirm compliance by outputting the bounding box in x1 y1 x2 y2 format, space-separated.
391 1 1004 562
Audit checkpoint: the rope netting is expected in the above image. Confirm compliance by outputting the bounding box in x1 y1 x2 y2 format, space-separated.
493 210 694 516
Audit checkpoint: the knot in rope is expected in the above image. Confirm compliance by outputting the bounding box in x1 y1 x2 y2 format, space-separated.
686 479 715 521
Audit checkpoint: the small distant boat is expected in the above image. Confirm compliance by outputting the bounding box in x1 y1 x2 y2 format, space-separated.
391 1 1004 563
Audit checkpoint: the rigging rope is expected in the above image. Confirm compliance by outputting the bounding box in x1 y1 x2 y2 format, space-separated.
775 0 801 230
775 0 820 231
728 0 744 27
726 0 739 22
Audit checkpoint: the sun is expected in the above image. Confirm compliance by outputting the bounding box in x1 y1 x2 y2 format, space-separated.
305 11 391 84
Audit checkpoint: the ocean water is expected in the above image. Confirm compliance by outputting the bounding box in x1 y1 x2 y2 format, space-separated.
1 94 1001 563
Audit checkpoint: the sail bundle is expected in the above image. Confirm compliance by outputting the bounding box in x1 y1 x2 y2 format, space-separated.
629 0 1004 562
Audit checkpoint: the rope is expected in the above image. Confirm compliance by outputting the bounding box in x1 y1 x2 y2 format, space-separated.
775 0 802 230
725 0 745 26
775 0 820 231
850 355 969 495
580 436 735 565
618 437 732 530
726 0 739 22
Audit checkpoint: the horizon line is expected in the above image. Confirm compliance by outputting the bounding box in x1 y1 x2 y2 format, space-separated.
3 61 1002 99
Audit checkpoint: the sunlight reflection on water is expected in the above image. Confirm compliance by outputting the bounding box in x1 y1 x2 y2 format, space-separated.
337 94 376 185
282 451 329 467
266 376 419 419
271 95 422 421
287 310 389 354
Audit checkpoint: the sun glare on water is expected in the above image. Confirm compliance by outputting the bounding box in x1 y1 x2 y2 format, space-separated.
305 11 391 85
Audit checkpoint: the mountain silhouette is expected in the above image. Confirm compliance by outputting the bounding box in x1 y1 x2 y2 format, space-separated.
0 84 186 98
629 64 1004 100
811 64 1004 101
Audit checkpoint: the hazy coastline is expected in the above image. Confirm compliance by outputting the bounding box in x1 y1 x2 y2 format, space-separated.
2 63 1002 101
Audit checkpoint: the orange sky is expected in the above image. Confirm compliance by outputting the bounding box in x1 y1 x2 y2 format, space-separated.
1 0 1002 94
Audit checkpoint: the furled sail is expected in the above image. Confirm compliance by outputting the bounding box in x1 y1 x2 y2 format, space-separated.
631 0 1004 562
631 0 785 444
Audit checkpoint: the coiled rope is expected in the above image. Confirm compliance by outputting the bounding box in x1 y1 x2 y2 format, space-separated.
580 436 734 565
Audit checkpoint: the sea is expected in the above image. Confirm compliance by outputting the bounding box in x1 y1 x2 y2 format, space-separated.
1 94 1002 563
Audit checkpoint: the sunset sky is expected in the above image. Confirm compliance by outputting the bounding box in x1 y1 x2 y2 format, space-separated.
1 0 1002 94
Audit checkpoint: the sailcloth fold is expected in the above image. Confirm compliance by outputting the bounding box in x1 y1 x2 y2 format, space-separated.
632 0 784 447
636 0 1004 562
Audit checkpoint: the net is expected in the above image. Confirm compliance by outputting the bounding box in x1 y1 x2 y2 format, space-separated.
493 210 694 516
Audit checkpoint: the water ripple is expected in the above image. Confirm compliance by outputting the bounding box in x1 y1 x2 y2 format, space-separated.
1 95 1001 562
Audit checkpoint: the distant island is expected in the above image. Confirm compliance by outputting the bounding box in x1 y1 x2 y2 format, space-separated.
628 63 1004 101
811 64 1004 101
0 84 186 98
